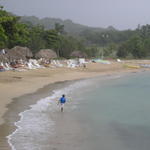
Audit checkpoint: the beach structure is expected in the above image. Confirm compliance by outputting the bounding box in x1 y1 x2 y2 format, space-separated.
35 49 58 67
7 46 33 62
0 46 31 70
0 46 90 71
0 50 9 63
78 58 88 65
35 49 57 60
70 51 87 58
0 46 34 71
69 51 88 68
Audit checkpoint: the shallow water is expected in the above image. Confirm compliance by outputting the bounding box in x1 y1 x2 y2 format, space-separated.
7 71 150 150
7 79 92 150
75 71 150 150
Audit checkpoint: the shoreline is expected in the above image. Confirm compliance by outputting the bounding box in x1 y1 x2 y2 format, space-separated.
1 79 78 150
0 62 148 125
5 70 148 150
0 61 149 149
0 62 129 125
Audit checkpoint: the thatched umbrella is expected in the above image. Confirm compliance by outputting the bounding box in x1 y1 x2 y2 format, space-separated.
35 49 57 59
6 46 33 61
70 51 87 58
0 54 9 63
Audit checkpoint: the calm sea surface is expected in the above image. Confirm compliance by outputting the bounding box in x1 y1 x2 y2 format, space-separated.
74 71 150 150
8 71 150 150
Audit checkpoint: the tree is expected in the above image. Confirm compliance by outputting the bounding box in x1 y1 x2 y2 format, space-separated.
127 36 145 58
103 43 118 58
85 46 99 57
0 24 8 48
0 6 4 10
44 29 59 51
139 24 150 39
28 25 46 53
55 23 65 34
0 9 17 48
117 36 146 58
10 23 30 46
58 35 79 58
117 42 131 58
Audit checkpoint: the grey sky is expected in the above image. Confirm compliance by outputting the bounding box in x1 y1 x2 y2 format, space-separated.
1 0 150 30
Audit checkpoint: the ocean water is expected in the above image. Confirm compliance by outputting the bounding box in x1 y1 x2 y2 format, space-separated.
8 72 150 150
75 72 150 150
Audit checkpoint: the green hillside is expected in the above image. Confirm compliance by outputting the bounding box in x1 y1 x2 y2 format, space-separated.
20 16 116 36
1 8 150 59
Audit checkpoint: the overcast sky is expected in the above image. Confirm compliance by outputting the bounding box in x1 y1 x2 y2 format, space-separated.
1 0 150 30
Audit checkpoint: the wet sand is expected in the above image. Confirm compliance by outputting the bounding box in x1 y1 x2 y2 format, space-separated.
0 62 129 125
0 61 149 149
0 80 77 149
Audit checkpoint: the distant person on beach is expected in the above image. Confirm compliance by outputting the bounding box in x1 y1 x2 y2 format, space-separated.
58 94 66 112
83 63 86 69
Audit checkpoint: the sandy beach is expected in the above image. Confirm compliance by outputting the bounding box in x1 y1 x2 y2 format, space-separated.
0 61 141 124
1 60 149 124
0 60 150 149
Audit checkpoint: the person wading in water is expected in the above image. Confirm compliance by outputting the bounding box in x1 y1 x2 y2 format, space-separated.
58 94 67 112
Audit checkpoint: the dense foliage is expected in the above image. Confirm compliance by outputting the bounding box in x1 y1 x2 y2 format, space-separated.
0 8 85 57
1 7 150 59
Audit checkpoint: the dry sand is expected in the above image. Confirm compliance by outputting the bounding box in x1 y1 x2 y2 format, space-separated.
0 60 149 125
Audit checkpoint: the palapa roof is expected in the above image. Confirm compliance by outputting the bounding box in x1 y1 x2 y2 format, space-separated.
7 46 33 61
0 46 33 63
70 51 87 58
35 49 57 59
0 53 9 63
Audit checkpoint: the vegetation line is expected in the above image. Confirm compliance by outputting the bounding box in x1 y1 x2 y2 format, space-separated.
0 6 150 59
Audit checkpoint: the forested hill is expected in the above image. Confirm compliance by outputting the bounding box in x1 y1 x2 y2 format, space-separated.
20 16 116 36
1 7 150 59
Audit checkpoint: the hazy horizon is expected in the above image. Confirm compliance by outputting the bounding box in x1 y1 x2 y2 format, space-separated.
1 0 150 30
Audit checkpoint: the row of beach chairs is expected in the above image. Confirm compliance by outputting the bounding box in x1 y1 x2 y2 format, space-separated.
0 58 88 72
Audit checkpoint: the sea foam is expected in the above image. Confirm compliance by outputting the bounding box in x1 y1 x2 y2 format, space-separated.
7 79 91 150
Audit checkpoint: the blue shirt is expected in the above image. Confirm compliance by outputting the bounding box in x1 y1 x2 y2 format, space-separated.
59 97 66 104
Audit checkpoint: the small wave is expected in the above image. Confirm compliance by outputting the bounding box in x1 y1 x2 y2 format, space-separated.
7 79 91 150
